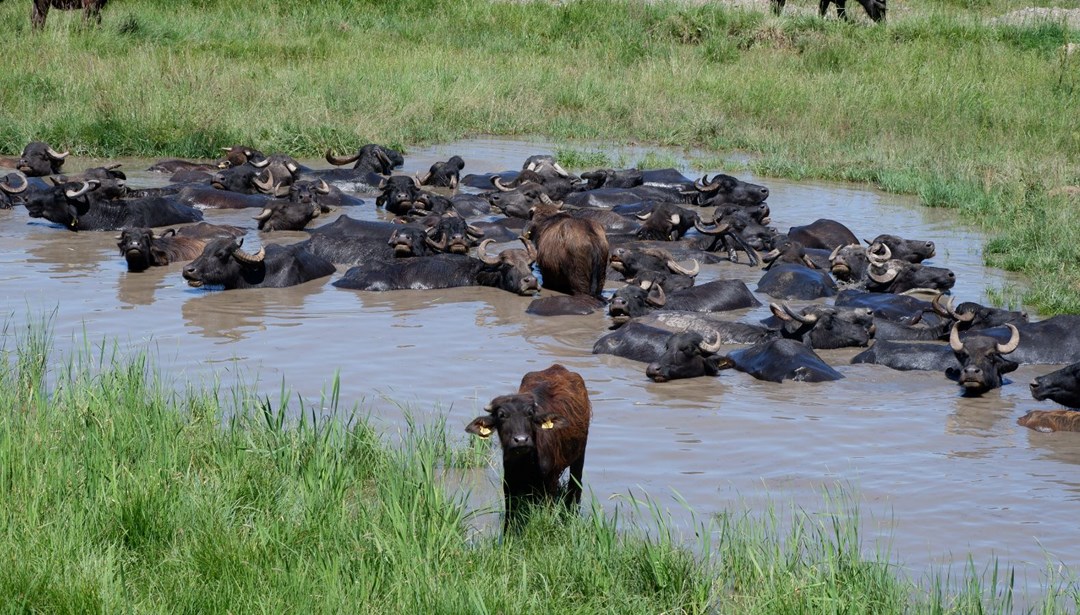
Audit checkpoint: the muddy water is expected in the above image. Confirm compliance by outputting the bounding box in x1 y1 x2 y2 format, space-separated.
2 138 1076 599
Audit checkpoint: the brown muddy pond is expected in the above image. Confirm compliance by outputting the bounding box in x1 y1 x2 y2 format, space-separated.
1 137 1075 598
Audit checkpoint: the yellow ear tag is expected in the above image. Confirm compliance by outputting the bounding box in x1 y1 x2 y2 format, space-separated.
540 420 555 430
477 426 492 437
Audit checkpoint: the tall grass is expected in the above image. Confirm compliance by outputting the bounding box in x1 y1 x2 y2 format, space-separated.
0 0 1078 310
1 323 1077 611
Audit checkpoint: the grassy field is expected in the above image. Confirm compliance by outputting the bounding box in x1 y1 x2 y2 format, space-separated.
1 324 1074 612
1 0 1078 311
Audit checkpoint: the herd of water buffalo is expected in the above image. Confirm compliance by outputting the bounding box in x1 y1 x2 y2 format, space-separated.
2 139 1080 443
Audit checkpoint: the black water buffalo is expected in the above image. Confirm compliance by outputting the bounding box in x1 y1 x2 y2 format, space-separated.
722 339 844 383
23 180 204 231
868 234 935 264
851 340 959 372
866 258 956 294
416 212 486 256
252 180 334 231
14 142 68 176
767 303 876 349
626 269 696 294
608 280 760 326
417 155 464 188
756 263 837 300
829 243 869 284
771 0 885 22
973 315 1080 365
946 323 1021 396
593 314 770 363
487 181 552 219
466 364 591 531
692 209 770 266
210 163 267 194
931 295 1028 333
609 246 700 280
375 175 426 215
294 216 405 266
761 238 822 270
117 223 244 272
581 168 643 190
788 219 858 252
325 144 402 175
31 0 107 29
646 331 725 382
526 207 609 299
0 172 29 208
182 238 335 290
634 202 700 241
332 240 539 295
1030 363 1080 409
593 321 678 363
690 174 769 207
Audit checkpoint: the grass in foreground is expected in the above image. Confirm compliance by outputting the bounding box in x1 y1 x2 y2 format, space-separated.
0 0 1078 312
0 326 1078 612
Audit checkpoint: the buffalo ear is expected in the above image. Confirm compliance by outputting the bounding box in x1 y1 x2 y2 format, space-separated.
465 415 497 439
1000 359 1019 375
150 246 171 266
945 367 960 382
535 413 568 430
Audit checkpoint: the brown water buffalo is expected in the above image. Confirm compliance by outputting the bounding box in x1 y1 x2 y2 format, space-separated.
466 364 591 531
526 206 609 300
117 223 245 272
1017 410 1080 433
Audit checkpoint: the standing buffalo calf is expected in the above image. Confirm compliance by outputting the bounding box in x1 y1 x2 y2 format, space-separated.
466 364 591 531
32 0 108 29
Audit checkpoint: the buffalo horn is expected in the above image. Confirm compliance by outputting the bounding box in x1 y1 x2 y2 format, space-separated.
425 233 449 252
636 211 653 220
932 294 956 318
286 161 299 174
762 249 781 263
770 302 793 321
45 146 69 160
0 171 28 194
552 162 570 177
693 218 730 235
645 285 667 308
492 177 513 192
949 323 964 352
996 324 1021 354
867 243 892 264
325 148 360 166
250 157 269 168
694 175 720 192
233 244 266 265
698 331 723 354
411 174 422 189
666 259 699 277
252 170 275 193
316 179 331 194
783 303 818 324
477 239 501 265
520 237 538 263
868 265 898 284
636 279 652 290
828 244 844 262
64 180 96 199
253 208 273 222
417 171 432 185
465 224 485 239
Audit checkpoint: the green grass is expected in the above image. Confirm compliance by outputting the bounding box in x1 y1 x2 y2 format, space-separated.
2 1 1078 312
1 323 1078 611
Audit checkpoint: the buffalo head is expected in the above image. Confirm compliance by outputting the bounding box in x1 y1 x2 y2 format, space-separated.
946 323 1021 396
16 141 68 176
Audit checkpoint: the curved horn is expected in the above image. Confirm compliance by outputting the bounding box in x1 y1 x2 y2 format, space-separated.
465 223 485 238
867 243 892 264
694 175 720 192
316 179 331 194
636 212 653 220
552 162 571 178
949 323 964 353
868 266 898 284
693 218 730 235
477 239 501 265
249 157 269 169
770 302 793 321
0 171 28 194
492 176 513 192
252 170 275 193
953 302 977 323
932 294 957 318
762 248 781 263
325 148 361 166
411 174 422 189
417 171 432 185
783 303 818 324
519 237 538 263
232 244 266 265
698 331 723 354
666 259 699 277
645 284 667 308
45 146 69 160
996 324 1021 354
64 180 95 199
829 244 844 262
253 208 274 222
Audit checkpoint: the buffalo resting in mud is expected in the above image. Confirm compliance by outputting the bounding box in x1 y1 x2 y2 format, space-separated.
182 238 336 290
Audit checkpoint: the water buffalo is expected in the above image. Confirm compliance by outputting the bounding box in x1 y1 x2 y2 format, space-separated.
325 144 401 175
252 179 333 231
767 303 876 349
332 239 539 295
182 238 336 290
868 234 935 264
1030 363 1080 409
634 202 700 241
117 223 244 272
526 207 609 299
851 340 959 372
580 168 643 190
0 172 29 208
608 279 760 326
625 269 696 294
722 338 844 383
417 155 464 188
14 142 68 176
466 364 591 531
594 314 770 363
772 0 885 22
23 180 204 231
1017 410 1080 433
31 0 108 29
646 331 725 382
829 243 870 284
945 323 1021 396
609 246 700 280
756 263 837 300
788 219 858 252
690 173 770 207
294 216 405 266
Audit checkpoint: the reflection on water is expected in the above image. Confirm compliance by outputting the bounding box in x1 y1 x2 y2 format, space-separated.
0 137 1075 603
